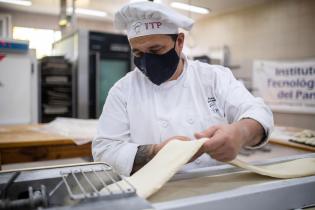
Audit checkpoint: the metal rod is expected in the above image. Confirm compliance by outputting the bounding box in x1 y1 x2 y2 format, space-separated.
61 175 76 199
81 169 100 196
71 170 88 198
103 170 126 194
92 169 113 194
49 180 64 197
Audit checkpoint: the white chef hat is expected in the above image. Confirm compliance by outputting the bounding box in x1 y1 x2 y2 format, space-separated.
114 1 194 39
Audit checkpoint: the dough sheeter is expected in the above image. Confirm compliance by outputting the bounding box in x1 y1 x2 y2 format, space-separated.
0 153 314 210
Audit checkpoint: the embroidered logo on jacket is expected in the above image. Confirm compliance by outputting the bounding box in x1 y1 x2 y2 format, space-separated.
207 97 219 113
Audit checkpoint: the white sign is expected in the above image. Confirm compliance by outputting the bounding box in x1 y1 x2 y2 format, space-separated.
253 60 315 114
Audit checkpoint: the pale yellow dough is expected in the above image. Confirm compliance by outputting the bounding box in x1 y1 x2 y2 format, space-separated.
104 138 315 198
229 157 315 179
122 138 209 198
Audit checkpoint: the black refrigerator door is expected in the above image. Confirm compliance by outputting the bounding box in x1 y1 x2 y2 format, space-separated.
89 52 130 118
89 52 98 118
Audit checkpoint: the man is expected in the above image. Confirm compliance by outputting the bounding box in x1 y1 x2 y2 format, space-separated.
92 1 274 176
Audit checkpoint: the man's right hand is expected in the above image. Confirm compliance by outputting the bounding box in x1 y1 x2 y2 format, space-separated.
152 136 191 156
131 136 192 174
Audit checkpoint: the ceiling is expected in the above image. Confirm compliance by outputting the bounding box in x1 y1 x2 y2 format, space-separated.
0 0 273 21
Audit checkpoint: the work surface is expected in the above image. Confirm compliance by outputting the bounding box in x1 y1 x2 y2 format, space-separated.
149 171 274 203
0 124 76 147
148 158 315 210
0 124 312 172
0 124 92 169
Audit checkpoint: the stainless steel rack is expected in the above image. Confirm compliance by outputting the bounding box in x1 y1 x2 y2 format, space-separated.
59 166 136 200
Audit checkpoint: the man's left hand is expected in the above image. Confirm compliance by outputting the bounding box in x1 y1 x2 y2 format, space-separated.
194 119 265 162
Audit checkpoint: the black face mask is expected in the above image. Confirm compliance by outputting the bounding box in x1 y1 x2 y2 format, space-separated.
134 40 180 85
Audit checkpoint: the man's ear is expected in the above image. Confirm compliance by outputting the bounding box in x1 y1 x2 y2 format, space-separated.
177 32 185 51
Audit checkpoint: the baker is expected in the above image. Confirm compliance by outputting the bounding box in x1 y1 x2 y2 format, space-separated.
92 1 274 176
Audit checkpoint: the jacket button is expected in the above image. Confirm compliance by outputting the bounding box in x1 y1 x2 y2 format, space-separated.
188 118 194 124
161 120 168 127
195 158 201 164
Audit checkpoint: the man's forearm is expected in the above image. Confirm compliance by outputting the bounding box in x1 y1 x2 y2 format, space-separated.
131 144 156 174
238 118 266 147
131 136 191 174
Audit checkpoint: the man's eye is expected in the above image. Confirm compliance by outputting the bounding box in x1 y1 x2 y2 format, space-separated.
134 52 143 57
149 49 162 54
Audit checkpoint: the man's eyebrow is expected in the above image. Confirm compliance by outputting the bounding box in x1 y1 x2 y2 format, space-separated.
148 44 163 49
132 44 164 53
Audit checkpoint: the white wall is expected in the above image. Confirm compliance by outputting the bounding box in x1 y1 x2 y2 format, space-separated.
1 1 314 129
191 0 315 130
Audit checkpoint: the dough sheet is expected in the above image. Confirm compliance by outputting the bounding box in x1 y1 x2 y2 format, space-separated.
103 138 315 198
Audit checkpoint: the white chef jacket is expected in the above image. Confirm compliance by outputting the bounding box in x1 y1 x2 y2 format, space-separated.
92 54 274 176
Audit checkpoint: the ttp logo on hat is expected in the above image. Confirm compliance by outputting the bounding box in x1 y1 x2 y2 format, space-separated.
145 22 162 30
114 1 194 39
132 21 163 34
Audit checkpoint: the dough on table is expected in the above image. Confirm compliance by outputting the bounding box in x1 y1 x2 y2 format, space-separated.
295 129 315 138
291 129 315 146
229 157 315 179
102 138 315 198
